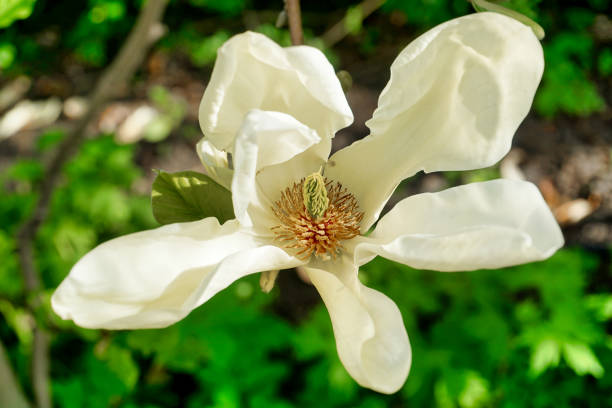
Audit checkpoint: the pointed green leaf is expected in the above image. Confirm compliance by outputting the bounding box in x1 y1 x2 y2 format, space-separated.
529 338 561 377
151 170 234 225
562 342 604 378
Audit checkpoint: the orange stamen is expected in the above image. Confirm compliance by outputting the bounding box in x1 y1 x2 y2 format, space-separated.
270 178 364 261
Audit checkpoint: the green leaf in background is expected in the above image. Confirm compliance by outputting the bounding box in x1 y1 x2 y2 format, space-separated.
0 231 22 297
598 48 612 77
585 294 612 321
535 60 605 117
345 6 363 35
151 170 234 225
88 0 125 24
96 343 139 391
0 300 32 346
0 0 36 28
144 86 187 142
458 371 490 408
36 129 66 152
530 338 561 376
0 42 16 69
188 0 245 16
562 342 604 378
187 30 230 67
54 344 137 408
534 25 606 117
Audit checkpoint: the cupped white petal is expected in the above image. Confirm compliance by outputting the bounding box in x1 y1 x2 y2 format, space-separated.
305 258 411 394
231 110 329 231
196 138 233 190
52 218 302 329
326 12 544 229
199 31 352 152
351 179 563 271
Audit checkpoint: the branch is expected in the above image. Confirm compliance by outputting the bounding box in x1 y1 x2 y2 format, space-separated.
285 0 303 45
29 328 50 408
321 0 384 47
18 0 169 245
15 1 169 407
0 340 30 408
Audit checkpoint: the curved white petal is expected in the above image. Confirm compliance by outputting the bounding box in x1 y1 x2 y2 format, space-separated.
52 218 301 329
352 179 563 271
305 259 411 394
326 12 544 229
199 31 352 152
196 138 233 190
231 110 329 232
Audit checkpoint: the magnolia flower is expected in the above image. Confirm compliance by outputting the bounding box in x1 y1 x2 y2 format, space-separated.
52 12 564 393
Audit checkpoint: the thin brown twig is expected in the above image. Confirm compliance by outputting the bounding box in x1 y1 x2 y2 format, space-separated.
321 0 384 47
0 340 30 408
15 1 169 407
285 0 304 45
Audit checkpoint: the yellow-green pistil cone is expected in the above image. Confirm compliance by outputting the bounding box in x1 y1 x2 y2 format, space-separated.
303 171 329 220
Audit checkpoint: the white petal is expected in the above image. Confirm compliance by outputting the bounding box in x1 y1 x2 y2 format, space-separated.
305 259 411 394
196 138 233 190
352 179 563 271
231 110 328 231
326 12 544 229
52 218 301 329
199 31 352 152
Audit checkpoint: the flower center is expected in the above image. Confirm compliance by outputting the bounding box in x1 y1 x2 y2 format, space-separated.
271 172 364 261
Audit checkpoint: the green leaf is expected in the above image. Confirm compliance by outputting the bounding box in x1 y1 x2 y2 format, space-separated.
530 338 561 376
0 42 16 69
458 371 490 408
345 6 363 35
0 299 33 345
187 30 231 67
98 344 139 391
55 344 134 408
562 342 604 378
535 62 605 117
51 219 97 262
598 48 612 77
36 129 66 152
151 170 234 225
0 231 22 297
585 294 612 321
188 0 245 16
0 0 36 28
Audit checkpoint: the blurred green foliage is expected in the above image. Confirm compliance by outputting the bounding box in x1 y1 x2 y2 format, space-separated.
534 6 608 117
1 0 609 116
0 0 36 28
1 134 611 406
188 0 246 16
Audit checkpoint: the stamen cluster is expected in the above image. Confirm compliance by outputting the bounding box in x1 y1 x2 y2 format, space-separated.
271 177 364 260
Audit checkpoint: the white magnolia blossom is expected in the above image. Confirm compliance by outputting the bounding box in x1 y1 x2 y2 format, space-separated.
52 13 564 394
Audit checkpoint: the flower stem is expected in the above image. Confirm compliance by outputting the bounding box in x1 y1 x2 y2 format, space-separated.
285 0 303 45
321 0 384 47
